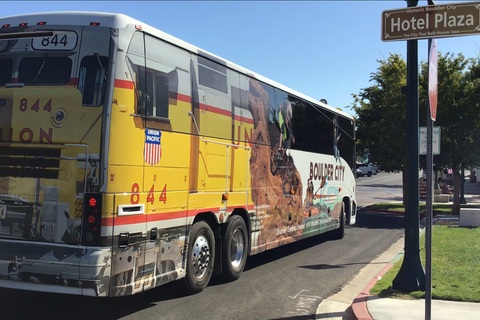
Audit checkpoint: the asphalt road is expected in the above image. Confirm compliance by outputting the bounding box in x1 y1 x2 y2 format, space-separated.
356 171 403 207
0 173 405 320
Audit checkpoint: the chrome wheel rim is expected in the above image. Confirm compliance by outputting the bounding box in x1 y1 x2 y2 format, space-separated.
192 234 211 279
230 229 245 269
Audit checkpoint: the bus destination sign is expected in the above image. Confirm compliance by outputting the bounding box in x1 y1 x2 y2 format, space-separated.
382 2 480 41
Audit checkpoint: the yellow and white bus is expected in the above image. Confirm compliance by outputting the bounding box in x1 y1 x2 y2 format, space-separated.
0 12 356 297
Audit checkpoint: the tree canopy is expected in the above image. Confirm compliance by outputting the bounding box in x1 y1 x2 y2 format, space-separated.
352 52 480 213
351 53 407 172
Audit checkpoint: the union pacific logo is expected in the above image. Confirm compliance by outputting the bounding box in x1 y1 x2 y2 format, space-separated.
0 178 16 190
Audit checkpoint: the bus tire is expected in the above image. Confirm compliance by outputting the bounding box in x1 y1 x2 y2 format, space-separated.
222 215 248 281
184 221 215 294
333 205 345 240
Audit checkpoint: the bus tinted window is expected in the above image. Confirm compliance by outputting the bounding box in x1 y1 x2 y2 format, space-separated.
198 57 228 94
0 58 12 86
154 74 169 118
18 57 71 85
135 66 170 119
78 54 108 106
337 116 355 168
291 98 333 155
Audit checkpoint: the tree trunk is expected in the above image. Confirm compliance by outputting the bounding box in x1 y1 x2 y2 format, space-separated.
460 168 466 204
452 169 461 215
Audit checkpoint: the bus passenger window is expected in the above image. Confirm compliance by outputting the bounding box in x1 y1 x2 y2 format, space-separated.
155 74 169 118
198 56 228 94
0 58 12 86
136 66 170 119
78 55 108 106
19 57 71 85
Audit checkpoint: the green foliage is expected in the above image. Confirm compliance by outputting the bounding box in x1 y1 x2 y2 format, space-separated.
353 52 480 173
353 52 480 212
351 54 407 171
419 52 480 171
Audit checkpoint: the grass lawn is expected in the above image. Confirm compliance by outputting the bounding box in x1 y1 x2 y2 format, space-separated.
370 226 480 302
364 202 453 215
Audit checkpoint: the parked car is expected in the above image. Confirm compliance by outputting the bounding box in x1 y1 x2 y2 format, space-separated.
356 163 377 177
356 169 363 178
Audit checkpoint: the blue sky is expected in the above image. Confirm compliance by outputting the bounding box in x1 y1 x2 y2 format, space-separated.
2 1 479 116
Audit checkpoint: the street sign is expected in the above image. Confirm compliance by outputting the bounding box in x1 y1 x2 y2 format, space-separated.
428 39 438 121
419 126 441 155
382 2 480 41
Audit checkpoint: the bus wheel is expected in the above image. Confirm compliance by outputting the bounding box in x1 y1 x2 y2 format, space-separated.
222 215 248 281
184 221 215 294
333 204 345 240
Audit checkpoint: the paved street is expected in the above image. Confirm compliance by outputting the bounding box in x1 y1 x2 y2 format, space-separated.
356 172 403 207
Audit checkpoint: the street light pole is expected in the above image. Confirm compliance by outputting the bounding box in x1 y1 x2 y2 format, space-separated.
392 0 426 293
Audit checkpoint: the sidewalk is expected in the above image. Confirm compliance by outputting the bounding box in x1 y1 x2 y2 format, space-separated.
316 180 480 320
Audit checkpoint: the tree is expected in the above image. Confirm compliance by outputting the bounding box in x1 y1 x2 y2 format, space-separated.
352 54 407 172
352 54 410 203
353 52 480 214
419 52 480 214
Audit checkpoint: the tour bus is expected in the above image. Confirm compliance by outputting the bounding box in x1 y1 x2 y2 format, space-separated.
0 12 357 297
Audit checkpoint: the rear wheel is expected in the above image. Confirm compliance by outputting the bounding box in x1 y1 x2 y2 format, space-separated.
333 204 345 239
367 171 373 177
222 216 248 281
184 221 215 294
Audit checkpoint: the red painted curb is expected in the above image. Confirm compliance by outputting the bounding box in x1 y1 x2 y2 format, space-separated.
351 262 394 320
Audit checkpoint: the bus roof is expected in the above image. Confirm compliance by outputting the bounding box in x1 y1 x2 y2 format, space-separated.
0 11 353 121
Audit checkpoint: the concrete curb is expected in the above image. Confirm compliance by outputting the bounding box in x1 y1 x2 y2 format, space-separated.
351 262 394 320
315 236 404 320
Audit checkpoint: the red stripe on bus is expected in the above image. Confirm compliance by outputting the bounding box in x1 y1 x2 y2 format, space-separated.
114 79 134 90
177 93 191 103
198 103 232 118
234 115 254 124
110 81 247 122
315 194 335 199
102 204 255 226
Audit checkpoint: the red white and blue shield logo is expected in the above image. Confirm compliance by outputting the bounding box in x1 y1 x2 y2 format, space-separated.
144 129 162 165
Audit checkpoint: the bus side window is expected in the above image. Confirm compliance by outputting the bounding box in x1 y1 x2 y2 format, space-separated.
78 54 108 106
155 74 169 118
135 66 170 119
0 58 12 86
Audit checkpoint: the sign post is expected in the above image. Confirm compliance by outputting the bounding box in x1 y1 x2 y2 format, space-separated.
391 0 426 294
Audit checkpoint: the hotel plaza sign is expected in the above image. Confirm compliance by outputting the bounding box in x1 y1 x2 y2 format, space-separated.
382 2 480 41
